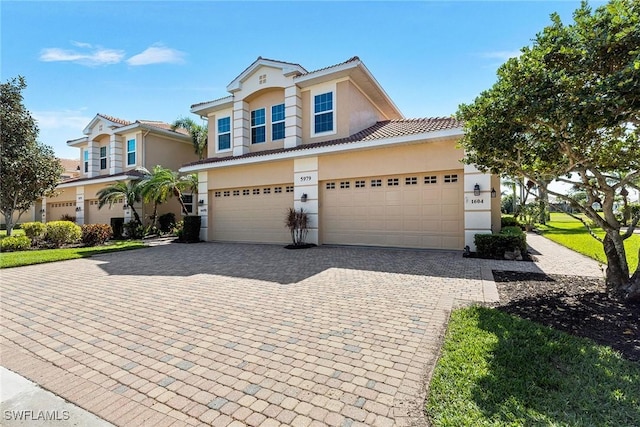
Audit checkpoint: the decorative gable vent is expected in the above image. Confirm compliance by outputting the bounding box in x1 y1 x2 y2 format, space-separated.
259 74 267 84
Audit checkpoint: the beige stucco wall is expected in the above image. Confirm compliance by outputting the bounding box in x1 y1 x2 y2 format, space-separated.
343 80 386 136
318 138 463 180
207 160 293 189
207 107 234 158
144 134 196 172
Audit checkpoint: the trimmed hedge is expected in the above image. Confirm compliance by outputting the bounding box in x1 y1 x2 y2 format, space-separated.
181 216 201 243
1 236 32 252
475 231 527 259
501 216 520 227
81 224 113 246
46 221 81 247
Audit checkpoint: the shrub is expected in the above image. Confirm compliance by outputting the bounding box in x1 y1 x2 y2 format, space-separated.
181 216 201 243
110 217 125 239
123 221 145 239
475 233 527 259
22 222 47 242
45 221 82 247
285 208 309 246
1 235 32 252
81 224 113 246
60 214 76 222
501 216 520 228
500 226 525 236
158 213 176 233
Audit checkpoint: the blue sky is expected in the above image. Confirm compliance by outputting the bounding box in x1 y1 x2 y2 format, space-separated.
2 1 603 160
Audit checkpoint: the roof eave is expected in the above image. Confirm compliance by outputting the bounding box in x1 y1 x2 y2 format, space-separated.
190 96 234 117
180 127 463 173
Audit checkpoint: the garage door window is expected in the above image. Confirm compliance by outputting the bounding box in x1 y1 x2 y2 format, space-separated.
425 176 437 184
355 180 365 188
340 181 350 189
387 178 399 186
444 174 458 183
326 182 335 190
405 177 417 185
371 179 382 187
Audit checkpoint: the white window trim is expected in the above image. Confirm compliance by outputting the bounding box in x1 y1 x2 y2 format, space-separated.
250 108 266 144
216 116 232 153
126 138 136 166
271 103 285 141
99 146 108 170
309 82 337 138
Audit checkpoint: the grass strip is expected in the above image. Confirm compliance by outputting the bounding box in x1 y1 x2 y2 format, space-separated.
0 241 147 268
426 306 640 426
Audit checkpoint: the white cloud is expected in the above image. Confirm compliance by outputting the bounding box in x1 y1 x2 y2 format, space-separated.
39 43 125 66
32 109 91 131
480 50 522 61
126 44 186 66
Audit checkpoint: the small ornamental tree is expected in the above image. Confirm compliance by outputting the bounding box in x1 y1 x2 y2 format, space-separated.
285 208 309 246
1 76 63 236
457 0 640 301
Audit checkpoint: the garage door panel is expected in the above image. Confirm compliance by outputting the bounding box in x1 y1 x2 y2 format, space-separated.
321 172 462 249
211 187 292 244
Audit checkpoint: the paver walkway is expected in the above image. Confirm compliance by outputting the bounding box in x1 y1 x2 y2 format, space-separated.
0 236 602 427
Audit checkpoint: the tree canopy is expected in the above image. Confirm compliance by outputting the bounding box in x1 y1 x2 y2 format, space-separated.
172 117 208 160
1 76 63 235
457 0 640 301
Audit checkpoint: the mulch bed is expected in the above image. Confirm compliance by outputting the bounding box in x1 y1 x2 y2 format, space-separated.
492 270 640 363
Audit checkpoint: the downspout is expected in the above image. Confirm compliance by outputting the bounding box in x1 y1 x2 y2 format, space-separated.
141 129 150 221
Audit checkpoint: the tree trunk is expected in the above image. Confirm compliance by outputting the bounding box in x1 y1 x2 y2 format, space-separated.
3 210 15 237
130 207 142 225
602 231 634 300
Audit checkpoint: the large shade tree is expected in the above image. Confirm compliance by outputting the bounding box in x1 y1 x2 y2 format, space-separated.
1 76 63 236
457 0 640 301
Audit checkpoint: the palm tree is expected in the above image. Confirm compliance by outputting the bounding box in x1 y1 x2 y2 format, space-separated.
97 180 143 224
139 166 197 216
172 117 208 160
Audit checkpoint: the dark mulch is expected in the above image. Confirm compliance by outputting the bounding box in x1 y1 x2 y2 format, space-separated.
492 270 640 363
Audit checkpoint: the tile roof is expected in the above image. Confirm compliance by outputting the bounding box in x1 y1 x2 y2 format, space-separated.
184 117 461 168
96 114 132 126
136 120 190 135
298 56 360 76
58 158 80 172
59 170 147 186
191 95 234 109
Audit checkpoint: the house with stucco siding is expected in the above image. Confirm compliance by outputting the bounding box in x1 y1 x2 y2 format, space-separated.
181 56 500 250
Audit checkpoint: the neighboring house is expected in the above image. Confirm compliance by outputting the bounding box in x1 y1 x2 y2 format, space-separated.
43 114 198 226
181 56 500 250
1 158 80 228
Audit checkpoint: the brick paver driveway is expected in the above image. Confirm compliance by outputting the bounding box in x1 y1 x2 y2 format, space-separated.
1 243 498 426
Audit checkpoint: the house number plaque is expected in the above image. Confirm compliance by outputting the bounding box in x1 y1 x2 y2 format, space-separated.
299 175 312 182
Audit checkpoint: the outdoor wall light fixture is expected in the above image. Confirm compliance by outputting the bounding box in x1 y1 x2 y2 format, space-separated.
198 199 205 205
40 208 45 213
301 193 308 202
123 204 128 209
75 207 81 212
491 188 497 198
473 184 481 196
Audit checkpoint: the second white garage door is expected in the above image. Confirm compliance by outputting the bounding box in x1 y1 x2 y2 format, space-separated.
210 184 294 244
320 172 463 249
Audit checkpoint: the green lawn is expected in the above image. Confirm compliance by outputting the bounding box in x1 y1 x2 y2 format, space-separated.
0 241 147 268
426 306 640 426
537 212 639 272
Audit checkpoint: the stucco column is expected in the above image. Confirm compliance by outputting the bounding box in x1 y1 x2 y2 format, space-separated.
40 196 47 223
463 164 494 251
197 171 208 241
294 157 319 245
87 140 100 178
233 100 249 156
75 186 85 225
284 85 302 149
109 134 123 175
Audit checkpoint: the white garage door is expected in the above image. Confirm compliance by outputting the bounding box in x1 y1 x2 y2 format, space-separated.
320 172 463 249
210 184 294 244
86 199 124 225
46 201 77 222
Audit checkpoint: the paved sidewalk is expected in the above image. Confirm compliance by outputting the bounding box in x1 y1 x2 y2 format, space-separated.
0 236 602 427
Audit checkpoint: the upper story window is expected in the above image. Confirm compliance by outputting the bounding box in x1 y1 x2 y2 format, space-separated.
217 117 231 151
83 150 89 173
99 146 107 170
271 104 285 141
314 92 333 134
251 108 266 144
126 139 136 166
